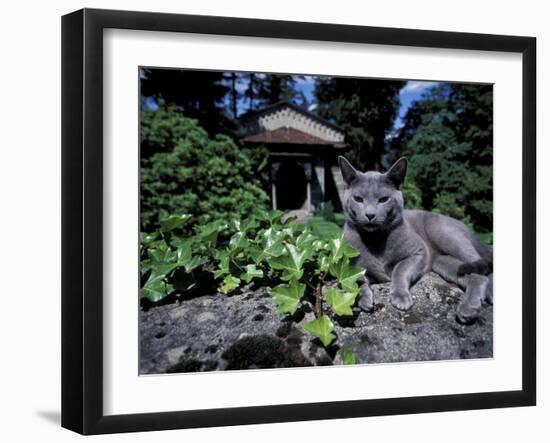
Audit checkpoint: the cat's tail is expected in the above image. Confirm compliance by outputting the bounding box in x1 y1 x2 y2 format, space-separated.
457 258 493 276
457 237 493 276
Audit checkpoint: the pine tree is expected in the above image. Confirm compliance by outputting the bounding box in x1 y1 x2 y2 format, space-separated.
140 68 233 136
394 83 493 232
315 77 405 170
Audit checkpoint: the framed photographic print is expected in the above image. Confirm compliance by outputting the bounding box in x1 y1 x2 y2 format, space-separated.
61 8 536 435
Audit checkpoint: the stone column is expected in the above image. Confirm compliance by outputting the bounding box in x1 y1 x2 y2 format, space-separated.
270 162 281 210
303 162 313 214
314 159 325 203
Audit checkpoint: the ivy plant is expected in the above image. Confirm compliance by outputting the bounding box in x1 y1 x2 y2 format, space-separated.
139 209 364 362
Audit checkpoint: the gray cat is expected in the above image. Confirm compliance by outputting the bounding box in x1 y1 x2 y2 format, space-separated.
339 156 493 324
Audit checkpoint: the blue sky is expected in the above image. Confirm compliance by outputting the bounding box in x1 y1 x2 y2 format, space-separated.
226 74 439 129
292 77 439 129
143 69 439 129
394 80 439 128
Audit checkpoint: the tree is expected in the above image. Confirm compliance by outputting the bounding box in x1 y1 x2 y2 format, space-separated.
393 83 493 232
315 78 405 170
140 106 269 231
240 73 303 111
257 74 300 105
140 68 234 136
227 71 239 119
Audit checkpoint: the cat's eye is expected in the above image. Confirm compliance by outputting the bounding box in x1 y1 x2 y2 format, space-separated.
353 195 364 203
378 196 390 203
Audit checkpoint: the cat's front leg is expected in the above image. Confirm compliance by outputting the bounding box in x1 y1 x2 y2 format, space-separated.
389 254 426 311
357 275 375 312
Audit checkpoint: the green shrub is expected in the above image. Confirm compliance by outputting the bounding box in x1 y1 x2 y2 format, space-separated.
316 201 337 223
395 84 493 233
140 107 269 231
402 179 422 209
432 192 473 230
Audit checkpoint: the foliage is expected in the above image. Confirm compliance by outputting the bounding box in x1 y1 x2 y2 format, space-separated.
306 216 343 240
236 72 304 111
303 315 336 347
309 203 346 240
315 201 337 223
315 78 405 170
432 192 474 230
340 347 357 365
393 84 493 233
140 108 269 231
140 209 365 355
140 68 234 136
402 179 423 209
255 74 302 107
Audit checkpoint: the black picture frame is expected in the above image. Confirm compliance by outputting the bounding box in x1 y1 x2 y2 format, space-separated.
61 8 537 435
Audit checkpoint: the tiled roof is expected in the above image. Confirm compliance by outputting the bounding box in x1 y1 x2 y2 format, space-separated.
241 127 348 148
239 101 344 133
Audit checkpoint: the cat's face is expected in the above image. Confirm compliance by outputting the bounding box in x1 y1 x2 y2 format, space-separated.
339 157 407 232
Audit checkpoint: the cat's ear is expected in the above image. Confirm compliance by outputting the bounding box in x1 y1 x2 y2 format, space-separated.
338 156 359 186
386 157 408 188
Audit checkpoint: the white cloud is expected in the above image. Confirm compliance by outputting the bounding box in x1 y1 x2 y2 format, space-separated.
400 81 439 95
234 80 249 94
294 75 315 85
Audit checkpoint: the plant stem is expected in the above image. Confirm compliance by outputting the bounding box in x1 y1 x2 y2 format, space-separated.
230 258 244 271
305 281 317 291
314 283 322 319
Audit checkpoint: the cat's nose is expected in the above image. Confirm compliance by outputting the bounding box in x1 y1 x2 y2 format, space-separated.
365 213 376 221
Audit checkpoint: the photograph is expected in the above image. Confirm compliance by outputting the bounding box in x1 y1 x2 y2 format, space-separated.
55 4 538 437
138 68 494 374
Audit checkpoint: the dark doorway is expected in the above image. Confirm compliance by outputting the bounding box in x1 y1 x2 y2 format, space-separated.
276 162 306 210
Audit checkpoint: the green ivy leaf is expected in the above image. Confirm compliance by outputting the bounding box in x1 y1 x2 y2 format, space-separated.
175 244 206 272
296 229 315 248
240 264 264 283
267 244 306 281
230 219 242 232
184 255 206 272
296 230 316 260
140 275 174 303
262 227 284 248
340 347 357 365
317 254 331 274
325 287 357 316
232 217 257 233
249 240 285 265
268 281 305 315
197 221 224 246
175 243 191 263
219 275 240 294
304 315 336 347
329 258 365 294
146 246 177 280
159 214 192 232
229 231 249 251
148 262 177 280
257 209 284 226
140 231 159 245
329 234 359 262
140 258 153 275
147 246 174 264
213 252 231 278
280 225 297 239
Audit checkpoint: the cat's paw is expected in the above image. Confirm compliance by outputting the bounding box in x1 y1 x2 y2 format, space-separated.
485 288 493 305
456 300 482 324
390 289 413 311
357 287 374 312
485 275 493 305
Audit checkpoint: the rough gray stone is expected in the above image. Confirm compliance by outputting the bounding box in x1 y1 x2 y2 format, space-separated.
140 273 492 374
